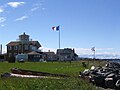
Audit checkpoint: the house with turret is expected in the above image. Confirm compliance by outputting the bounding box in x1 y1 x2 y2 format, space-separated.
6 32 41 62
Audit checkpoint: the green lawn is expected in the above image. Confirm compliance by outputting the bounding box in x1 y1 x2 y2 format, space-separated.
0 61 103 90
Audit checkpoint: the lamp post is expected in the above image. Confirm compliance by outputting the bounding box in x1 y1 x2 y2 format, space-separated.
91 47 95 65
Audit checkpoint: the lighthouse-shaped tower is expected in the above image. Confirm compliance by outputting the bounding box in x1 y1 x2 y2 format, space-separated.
19 32 29 44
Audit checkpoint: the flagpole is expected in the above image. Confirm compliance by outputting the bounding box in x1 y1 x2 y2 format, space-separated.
94 50 95 65
52 25 61 61
59 26 60 49
57 26 60 62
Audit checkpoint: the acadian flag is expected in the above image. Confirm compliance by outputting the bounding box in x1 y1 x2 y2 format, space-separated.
52 26 60 31
91 47 95 51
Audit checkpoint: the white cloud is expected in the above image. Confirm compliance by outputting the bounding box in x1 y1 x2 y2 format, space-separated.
7 2 25 8
0 7 4 13
1 24 5 27
15 16 28 21
74 48 120 59
31 1 46 12
75 48 91 55
42 8 46 10
95 48 114 51
0 17 6 23
2 46 7 54
74 48 115 55
31 7 40 12
39 47 57 53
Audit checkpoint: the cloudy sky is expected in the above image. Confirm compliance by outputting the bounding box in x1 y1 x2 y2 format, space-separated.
0 0 120 59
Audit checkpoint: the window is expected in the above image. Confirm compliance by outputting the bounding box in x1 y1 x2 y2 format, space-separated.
14 46 18 50
8 46 12 50
30 45 36 50
19 45 21 50
9 53 12 57
14 53 17 56
25 45 28 50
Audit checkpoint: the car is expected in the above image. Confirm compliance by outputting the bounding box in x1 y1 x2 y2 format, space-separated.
18 59 25 63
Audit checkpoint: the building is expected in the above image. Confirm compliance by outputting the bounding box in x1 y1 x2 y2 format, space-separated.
56 48 78 61
44 50 58 61
28 51 43 62
6 32 41 60
0 53 7 62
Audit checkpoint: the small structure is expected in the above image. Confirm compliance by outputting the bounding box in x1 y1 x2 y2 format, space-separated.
44 51 57 61
28 51 43 62
56 48 78 61
0 54 5 62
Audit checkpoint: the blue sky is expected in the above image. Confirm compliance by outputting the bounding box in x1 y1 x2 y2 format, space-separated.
0 0 120 58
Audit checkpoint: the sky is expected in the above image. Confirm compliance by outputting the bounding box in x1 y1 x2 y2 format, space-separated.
0 0 120 59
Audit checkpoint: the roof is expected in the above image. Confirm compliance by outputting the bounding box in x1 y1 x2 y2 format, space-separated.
44 52 55 55
19 32 29 37
29 41 41 47
57 48 73 54
7 41 20 46
28 51 40 55
7 41 41 48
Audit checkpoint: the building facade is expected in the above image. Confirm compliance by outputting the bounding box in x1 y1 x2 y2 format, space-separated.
56 48 78 61
28 51 43 62
7 32 41 59
43 51 58 61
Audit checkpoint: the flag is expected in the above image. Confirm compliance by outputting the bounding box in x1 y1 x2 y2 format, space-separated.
91 47 95 51
52 26 59 31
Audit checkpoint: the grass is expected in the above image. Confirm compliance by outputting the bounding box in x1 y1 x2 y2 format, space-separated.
0 61 105 90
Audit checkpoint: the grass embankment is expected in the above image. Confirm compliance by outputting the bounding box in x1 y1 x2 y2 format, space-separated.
0 61 105 90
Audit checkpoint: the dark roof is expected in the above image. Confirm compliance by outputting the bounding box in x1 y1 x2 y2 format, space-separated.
7 41 20 46
7 41 41 48
57 48 73 54
29 41 41 47
44 52 55 55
